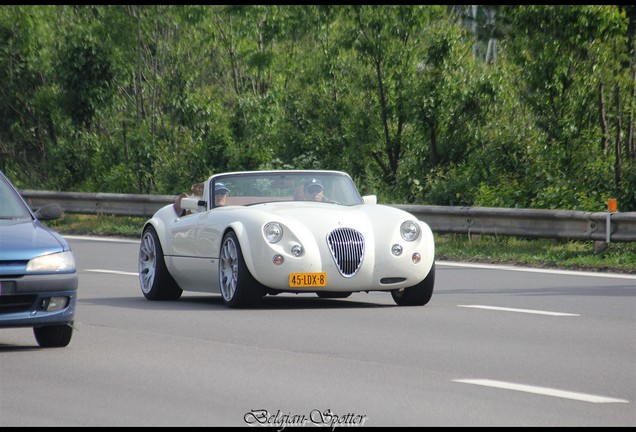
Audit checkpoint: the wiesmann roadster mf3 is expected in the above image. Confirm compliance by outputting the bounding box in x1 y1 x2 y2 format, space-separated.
138 170 435 308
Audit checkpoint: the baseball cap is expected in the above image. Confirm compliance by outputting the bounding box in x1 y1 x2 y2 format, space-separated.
304 178 323 192
215 182 229 194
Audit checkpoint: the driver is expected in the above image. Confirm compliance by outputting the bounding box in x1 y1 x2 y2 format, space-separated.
215 183 230 207
302 178 327 202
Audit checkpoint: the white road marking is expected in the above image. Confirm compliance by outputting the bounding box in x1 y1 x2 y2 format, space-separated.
439 261 636 280
454 379 629 403
85 269 138 276
458 304 579 316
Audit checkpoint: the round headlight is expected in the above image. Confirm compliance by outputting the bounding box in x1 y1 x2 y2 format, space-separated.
400 220 420 242
263 222 283 243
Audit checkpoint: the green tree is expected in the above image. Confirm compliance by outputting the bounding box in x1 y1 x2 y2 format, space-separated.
0 6 58 185
500 5 634 210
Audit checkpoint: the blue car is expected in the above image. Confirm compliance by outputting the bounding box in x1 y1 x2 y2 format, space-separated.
0 170 78 347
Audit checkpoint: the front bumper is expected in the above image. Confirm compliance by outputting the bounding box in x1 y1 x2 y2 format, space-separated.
0 273 77 328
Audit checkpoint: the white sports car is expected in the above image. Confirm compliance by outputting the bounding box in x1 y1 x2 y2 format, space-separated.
138 170 435 308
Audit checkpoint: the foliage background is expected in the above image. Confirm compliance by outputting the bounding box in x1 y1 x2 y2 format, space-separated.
1 5 634 211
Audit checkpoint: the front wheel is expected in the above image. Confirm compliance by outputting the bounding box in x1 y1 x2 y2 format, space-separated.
138 226 182 300
219 231 264 308
391 264 435 306
33 323 73 348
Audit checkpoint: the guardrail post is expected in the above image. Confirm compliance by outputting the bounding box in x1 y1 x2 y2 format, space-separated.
607 199 618 244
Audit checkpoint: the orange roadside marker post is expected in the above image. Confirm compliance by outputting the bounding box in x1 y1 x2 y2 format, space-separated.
606 199 618 244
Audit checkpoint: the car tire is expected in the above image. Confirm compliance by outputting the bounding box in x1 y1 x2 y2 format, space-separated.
219 231 264 308
33 323 73 348
391 263 435 306
316 291 352 299
139 226 183 300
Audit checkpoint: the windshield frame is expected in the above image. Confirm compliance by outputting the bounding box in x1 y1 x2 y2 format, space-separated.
208 170 364 208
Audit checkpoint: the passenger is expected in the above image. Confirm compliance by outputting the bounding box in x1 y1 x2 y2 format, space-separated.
174 182 205 216
190 182 204 198
215 182 230 207
302 178 328 202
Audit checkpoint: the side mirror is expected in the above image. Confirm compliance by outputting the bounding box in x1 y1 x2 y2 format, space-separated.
34 203 63 221
362 195 377 205
181 197 205 211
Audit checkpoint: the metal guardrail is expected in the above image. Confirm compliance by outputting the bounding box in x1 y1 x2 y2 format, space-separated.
20 189 636 243
21 190 173 218
393 204 636 243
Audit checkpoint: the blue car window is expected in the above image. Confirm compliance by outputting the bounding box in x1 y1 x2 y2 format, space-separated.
0 176 31 219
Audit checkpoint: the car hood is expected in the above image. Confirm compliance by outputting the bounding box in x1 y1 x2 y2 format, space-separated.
264 200 411 216
246 201 418 234
0 220 67 261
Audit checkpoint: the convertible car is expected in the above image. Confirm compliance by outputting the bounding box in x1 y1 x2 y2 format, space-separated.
138 170 435 308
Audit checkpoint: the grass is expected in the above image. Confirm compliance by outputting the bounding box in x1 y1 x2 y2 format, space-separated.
48 213 146 238
47 213 636 275
435 234 636 274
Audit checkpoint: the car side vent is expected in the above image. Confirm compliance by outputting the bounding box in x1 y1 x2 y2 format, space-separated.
327 228 364 277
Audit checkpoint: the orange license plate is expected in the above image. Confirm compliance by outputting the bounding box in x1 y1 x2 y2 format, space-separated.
289 272 327 288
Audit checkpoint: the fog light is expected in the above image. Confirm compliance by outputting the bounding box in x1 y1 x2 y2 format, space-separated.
411 253 421 264
391 244 403 256
41 297 69 312
273 254 284 265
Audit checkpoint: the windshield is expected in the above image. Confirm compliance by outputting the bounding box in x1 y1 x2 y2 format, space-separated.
0 173 32 220
210 172 364 207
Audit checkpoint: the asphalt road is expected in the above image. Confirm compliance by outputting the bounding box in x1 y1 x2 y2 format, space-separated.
1 236 635 426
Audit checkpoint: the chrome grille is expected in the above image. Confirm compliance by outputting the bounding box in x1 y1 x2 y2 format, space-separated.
327 228 364 277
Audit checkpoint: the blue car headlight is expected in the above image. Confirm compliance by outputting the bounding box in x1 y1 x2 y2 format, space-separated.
26 251 76 272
